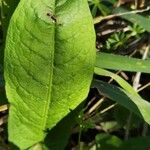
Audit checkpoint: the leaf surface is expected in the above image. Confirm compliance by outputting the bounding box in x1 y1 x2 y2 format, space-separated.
94 68 150 125
93 80 149 123
96 52 150 73
4 0 95 149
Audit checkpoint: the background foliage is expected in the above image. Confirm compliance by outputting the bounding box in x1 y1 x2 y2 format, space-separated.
0 0 150 149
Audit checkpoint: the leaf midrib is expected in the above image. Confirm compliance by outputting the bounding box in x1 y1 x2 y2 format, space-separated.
42 2 56 130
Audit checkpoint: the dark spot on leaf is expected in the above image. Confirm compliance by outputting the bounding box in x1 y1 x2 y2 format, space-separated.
46 13 57 23
46 13 51 16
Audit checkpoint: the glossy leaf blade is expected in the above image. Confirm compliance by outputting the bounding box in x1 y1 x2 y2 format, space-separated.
96 52 150 73
4 0 95 149
93 80 149 122
94 68 150 125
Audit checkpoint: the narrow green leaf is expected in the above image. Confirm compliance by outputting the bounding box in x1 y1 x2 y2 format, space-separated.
113 7 150 32
93 80 145 121
94 68 150 124
95 67 138 95
4 0 96 149
96 52 150 73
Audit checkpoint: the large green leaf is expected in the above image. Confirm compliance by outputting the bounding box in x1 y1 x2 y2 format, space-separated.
4 0 96 149
96 52 150 73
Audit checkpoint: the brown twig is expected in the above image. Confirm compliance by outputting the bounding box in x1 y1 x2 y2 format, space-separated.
0 104 8 112
94 6 150 24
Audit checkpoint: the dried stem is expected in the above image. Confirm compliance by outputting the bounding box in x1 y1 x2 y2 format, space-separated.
94 6 150 24
0 104 8 112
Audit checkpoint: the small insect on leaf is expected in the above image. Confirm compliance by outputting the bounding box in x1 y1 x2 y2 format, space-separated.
47 13 57 23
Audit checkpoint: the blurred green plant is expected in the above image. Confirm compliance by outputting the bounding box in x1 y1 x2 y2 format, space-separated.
88 0 110 16
104 24 145 52
0 1 150 150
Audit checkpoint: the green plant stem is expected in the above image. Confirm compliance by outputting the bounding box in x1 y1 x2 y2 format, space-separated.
125 112 132 140
78 125 82 150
